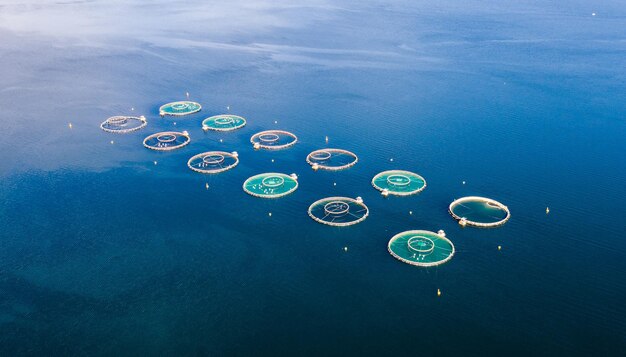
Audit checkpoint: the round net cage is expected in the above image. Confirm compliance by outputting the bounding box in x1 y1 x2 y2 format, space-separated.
250 130 297 150
100 115 147 133
306 149 358 171
202 114 246 132
243 173 298 198
388 230 455 267
187 151 239 174
143 131 191 151
308 196 369 227
371 170 427 196
159 101 202 116
448 196 511 227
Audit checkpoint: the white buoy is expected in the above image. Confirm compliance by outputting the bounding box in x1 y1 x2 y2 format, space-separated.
381 188 389 197
219 139 223 143
592 12 596 16
205 183 209 190
390 158 394 162
312 163 319 171
356 196 363 203
343 247 348 252
131 107 134 111
186 92 190 99
333 182 336 186
268 212 272 217
254 142 261 150
459 217 468 227
173 122 177 126
290 173 298 180
271 159 275 163
546 207 550 214
437 229 446 237
153 161 158 165
274 120 278 124
110 140 114 144
325 136 329 143
182 130 189 136
68 122 73 128
227 105 230 111
231 151 239 158
409 211 413 215
202 125 209 131
462 181 466 185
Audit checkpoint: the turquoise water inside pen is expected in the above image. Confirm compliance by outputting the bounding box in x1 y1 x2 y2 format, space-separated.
0 1 625 355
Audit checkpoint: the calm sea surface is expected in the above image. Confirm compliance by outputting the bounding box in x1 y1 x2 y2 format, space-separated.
0 1 625 355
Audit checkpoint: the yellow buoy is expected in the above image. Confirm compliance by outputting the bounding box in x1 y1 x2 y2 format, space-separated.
498 245 501 251
437 289 441 297
546 207 550 214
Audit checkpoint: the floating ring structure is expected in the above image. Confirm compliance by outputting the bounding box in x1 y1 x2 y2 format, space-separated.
306 148 358 171
159 101 201 116
448 196 511 227
250 130 297 150
308 197 369 227
243 173 298 198
100 115 147 133
388 230 455 267
202 114 246 132
143 131 191 151
371 170 427 196
187 151 239 174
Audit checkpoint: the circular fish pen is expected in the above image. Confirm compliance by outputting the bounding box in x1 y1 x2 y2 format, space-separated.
143 131 191 151
448 196 511 227
306 148 358 171
250 130 297 150
371 170 427 196
243 173 298 198
388 230 455 267
100 115 147 133
187 151 239 174
308 197 368 227
202 114 246 132
159 101 202 116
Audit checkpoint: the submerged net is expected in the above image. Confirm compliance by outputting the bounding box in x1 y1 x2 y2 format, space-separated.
143 131 191 151
100 115 147 133
243 173 298 198
449 196 510 227
187 151 239 174
306 149 358 171
308 196 368 226
388 230 455 267
202 114 246 131
371 170 426 196
250 130 297 150
159 101 202 116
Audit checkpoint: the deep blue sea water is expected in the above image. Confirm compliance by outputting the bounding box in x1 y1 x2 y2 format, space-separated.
1 1 625 355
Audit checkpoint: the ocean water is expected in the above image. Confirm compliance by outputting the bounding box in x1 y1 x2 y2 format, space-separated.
1 1 625 355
